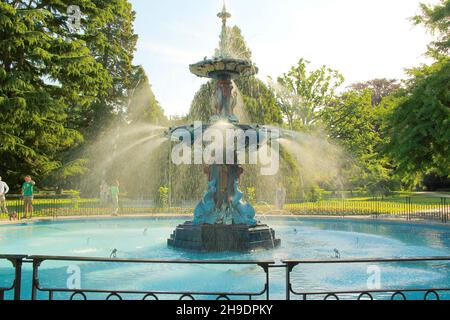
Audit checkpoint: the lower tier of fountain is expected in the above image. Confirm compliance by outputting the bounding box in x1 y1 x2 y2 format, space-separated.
168 222 281 252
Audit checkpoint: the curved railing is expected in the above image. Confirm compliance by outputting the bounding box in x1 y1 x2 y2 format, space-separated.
2 255 450 300
283 257 450 300
0 255 26 300
29 256 273 301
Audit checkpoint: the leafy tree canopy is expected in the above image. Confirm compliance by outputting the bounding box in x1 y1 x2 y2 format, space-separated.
349 79 400 107
413 0 450 57
271 58 344 131
0 1 110 189
385 57 450 178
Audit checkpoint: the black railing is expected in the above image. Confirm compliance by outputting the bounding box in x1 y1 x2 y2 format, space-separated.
2 194 76 220
1 195 449 224
283 257 450 301
2 255 450 300
0 255 26 300
29 256 273 301
282 197 449 224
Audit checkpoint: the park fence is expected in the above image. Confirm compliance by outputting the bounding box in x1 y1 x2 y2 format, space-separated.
1 254 450 300
0 195 449 224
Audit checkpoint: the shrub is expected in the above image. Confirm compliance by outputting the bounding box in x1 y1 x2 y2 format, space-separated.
306 186 325 202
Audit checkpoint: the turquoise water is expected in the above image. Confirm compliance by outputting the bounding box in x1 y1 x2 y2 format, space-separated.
1 217 450 300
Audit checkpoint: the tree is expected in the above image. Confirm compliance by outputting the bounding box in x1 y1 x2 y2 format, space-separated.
215 25 252 61
70 0 138 138
380 1 450 184
126 65 166 126
413 0 450 57
0 1 110 189
320 90 399 194
271 58 344 130
385 57 450 178
349 79 400 106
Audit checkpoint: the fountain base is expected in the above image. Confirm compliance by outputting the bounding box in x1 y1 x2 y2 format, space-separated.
168 222 281 252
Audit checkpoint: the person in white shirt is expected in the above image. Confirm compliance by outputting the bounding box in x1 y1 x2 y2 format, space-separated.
0 176 10 218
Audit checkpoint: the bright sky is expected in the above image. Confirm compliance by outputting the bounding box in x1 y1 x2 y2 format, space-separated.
130 0 436 117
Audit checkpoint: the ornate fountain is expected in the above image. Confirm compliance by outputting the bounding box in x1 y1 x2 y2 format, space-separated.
167 4 281 252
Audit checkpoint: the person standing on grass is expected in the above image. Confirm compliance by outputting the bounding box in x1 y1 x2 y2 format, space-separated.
0 176 10 219
22 176 35 219
110 180 120 216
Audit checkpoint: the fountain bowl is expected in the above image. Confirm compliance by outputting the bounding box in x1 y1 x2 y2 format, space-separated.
189 58 258 80
168 222 281 252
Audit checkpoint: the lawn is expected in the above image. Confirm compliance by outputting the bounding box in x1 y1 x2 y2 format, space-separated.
347 191 449 204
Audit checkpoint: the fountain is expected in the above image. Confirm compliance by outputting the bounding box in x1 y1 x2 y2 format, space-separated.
167 4 281 252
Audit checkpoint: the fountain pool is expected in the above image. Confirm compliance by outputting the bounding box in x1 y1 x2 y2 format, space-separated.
1 217 450 300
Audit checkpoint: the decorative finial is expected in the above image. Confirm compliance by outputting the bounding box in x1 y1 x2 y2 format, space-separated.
217 1 231 27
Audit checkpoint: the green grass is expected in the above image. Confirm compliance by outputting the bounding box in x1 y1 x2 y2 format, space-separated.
348 192 448 204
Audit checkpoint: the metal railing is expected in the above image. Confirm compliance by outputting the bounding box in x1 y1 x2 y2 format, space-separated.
2 195 76 220
1 195 192 220
29 256 273 301
283 257 450 301
282 197 449 223
0 255 26 300
1 255 450 300
2 195 448 224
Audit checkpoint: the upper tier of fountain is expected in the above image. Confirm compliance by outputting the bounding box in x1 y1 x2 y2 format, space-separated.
190 58 258 80
189 4 258 80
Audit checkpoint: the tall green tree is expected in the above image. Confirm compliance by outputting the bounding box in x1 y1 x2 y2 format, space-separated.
0 1 110 189
55 0 141 191
271 58 344 130
126 65 166 126
413 0 450 57
70 0 138 137
320 89 399 194
385 57 450 178
381 0 450 184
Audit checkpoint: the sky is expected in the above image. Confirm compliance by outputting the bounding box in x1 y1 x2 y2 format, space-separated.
130 0 436 117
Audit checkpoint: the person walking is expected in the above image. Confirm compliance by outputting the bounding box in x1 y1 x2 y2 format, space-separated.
0 176 10 219
22 176 35 220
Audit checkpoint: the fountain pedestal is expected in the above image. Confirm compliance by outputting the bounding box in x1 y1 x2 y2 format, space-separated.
168 222 280 252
